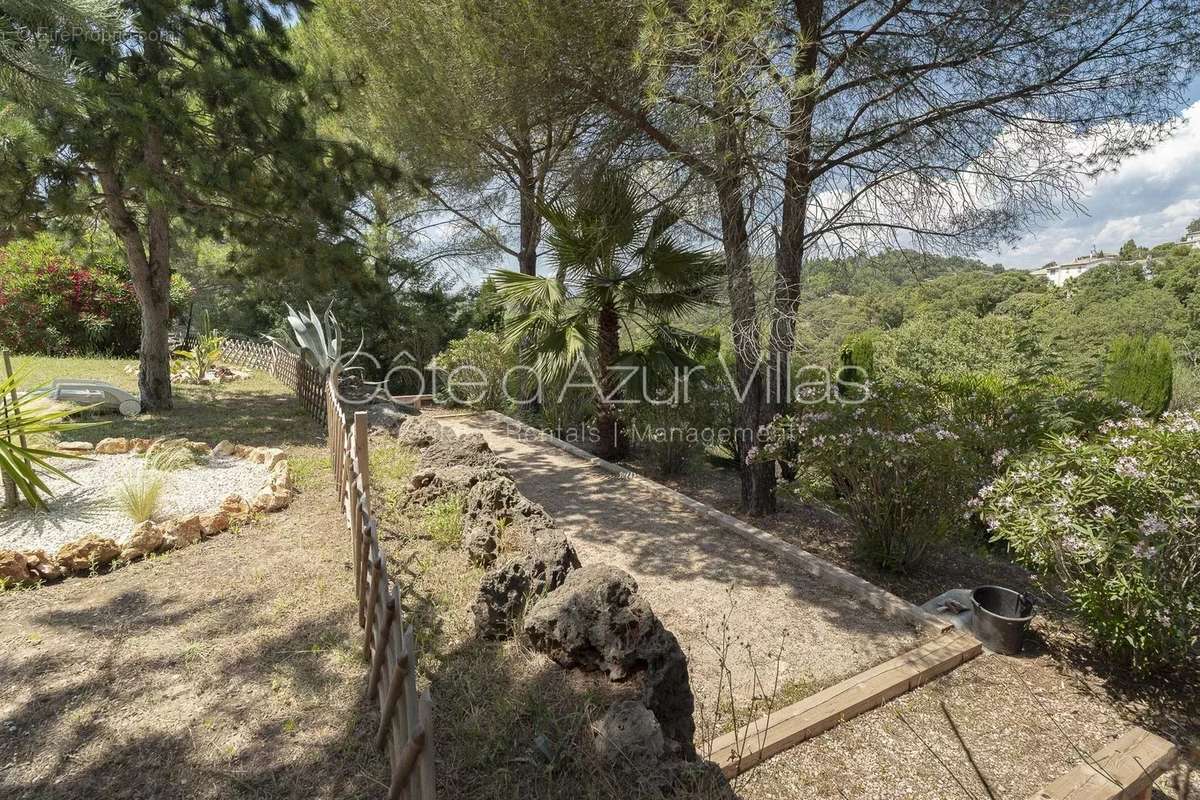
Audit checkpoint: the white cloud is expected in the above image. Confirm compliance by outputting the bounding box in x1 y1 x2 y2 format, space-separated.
981 100 1200 268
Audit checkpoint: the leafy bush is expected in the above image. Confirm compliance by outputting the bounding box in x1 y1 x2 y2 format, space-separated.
979 413 1200 671
431 329 517 411
761 382 988 571
627 363 727 475
836 330 876 400
0 234 192 356
1104 333 1173 417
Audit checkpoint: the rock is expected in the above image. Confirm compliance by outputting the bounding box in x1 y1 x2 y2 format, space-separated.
199 510 231 536
0 550 34 584
405 465 506 508
120 521 164 560
593 700 664 770
128 438 153 454
211 440 236 457
249 447 286 469
271 462 291 491
146 437 188 459
523 564 697 758
232 444 253 458
461 475 548 527
394 416 449 450
523 565 657 679
186 441 210 454
57 441 94 453
252 487 291 512
220 494 250 516
162 515 203 549
94 437 130 455
416 433 500 472
471 528 580 639
21 550 64 581
56 535 121 573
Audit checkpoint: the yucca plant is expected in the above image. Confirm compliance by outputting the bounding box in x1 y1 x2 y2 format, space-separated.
265 302 362 379
0 371 100 510
493 169 722 458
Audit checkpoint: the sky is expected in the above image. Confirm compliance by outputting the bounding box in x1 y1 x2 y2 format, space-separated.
980 81 1200 269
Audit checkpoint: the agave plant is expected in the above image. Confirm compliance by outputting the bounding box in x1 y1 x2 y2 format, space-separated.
265 302 362 379
0 371 100 510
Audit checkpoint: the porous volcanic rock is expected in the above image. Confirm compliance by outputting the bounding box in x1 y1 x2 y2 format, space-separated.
471 528 580 639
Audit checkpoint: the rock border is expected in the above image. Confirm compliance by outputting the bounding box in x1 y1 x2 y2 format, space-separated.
0 437 294 587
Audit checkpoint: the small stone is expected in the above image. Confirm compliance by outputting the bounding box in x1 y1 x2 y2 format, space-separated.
94 437 130 455
211 440 236 457
128 438 153 454
593 700 664 770
220 494 250 516
57 441 94 453
253 487 291 512
161 515 203 549
55 535 121 573
186 441 209 454
120 521 164 560
199 510 231 536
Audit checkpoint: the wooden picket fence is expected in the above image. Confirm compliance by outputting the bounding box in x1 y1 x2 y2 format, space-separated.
327 382 436 800
220 338 327 424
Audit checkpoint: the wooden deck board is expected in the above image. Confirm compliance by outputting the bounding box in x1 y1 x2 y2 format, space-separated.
1027 727 1178 800
706 631 982 778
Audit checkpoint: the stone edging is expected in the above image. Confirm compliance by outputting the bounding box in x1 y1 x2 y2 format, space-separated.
481 410 951 635
0 437 294 587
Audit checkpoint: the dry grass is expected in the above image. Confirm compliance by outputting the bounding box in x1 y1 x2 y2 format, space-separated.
367 434 737 800
110 466 165 523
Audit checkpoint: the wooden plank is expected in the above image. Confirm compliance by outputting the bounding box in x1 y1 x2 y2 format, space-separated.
707 631 982 778
416 689 436 800
1027 727 1178 800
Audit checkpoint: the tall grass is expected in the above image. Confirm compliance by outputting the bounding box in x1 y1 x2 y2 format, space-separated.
111 468 165 523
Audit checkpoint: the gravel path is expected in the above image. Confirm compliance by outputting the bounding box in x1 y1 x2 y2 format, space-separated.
433 413 930 718
0 453 271 552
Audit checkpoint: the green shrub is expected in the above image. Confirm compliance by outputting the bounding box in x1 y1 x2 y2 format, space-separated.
431 329 517 411
1170 361 1200 411
761 382 988 571
627 366 726 475
979 412 1200 671
836 331 876 400
1103 333 1173 417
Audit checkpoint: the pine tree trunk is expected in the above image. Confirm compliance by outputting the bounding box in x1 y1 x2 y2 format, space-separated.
714 116 777 515
595 302 624 459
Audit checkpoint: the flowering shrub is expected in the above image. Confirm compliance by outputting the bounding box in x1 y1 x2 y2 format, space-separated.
0 234 193 356
980 412 1200 671
761 382 988 571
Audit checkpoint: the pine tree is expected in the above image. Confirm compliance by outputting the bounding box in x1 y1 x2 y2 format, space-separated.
1103 334 1174 418
0 1 378 409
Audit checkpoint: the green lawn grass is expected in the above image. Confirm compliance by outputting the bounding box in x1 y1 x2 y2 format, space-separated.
7 354 324 450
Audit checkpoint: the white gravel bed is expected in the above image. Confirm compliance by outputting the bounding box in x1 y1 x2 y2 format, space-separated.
0 453 272 553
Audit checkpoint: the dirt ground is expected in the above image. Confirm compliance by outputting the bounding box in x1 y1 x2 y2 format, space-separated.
0 479 390 800
620 455 1199 798
432 412 931 726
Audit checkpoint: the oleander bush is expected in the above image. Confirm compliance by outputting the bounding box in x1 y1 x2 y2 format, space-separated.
762 381 988 571
979 412 1200 671
431 329 517 411
0 233 191 356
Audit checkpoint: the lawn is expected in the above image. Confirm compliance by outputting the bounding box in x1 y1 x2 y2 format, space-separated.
9 354 325 453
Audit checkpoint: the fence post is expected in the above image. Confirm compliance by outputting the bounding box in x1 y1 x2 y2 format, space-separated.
353 411 370 510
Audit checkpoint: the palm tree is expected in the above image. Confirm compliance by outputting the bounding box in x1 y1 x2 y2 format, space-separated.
493 170 722 458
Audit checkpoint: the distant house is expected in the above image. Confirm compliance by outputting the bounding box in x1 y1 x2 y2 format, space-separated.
1032 249 1117 287
1183 229 1200 248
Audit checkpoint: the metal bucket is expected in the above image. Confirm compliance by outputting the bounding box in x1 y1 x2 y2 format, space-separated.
970 585 1035 655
